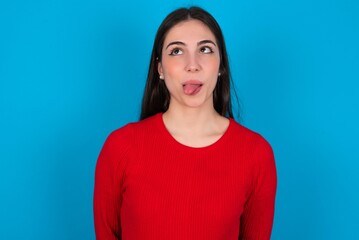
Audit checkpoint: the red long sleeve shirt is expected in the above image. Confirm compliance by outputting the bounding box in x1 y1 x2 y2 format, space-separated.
94 113 277 239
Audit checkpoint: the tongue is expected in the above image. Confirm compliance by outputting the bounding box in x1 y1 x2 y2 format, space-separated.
183 84 202 95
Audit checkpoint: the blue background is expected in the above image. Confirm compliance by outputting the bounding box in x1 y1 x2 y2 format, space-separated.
1 0 358 239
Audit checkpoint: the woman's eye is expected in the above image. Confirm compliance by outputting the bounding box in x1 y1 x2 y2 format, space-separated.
200 46 213 54
169 48 183 55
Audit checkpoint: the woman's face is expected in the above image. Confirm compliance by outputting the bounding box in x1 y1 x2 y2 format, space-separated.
158 19 221 110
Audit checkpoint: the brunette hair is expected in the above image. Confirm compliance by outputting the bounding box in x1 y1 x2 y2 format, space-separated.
140 6 236 120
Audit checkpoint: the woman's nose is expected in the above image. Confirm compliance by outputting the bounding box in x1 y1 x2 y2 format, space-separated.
185 54 201 72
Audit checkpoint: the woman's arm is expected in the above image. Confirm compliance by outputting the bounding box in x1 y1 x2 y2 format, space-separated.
239 138 277 240
93 128 132 240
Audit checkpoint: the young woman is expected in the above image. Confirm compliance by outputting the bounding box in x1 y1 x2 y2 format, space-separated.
94 6 277 240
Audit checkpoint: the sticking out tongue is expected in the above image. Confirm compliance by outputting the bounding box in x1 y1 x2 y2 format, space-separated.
183 84 202 95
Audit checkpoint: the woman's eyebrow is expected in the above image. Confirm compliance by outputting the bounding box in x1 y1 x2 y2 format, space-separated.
165 41 185 49
198 40 216 46
165 39 216 50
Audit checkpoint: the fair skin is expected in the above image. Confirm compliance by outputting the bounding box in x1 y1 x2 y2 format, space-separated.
158 19 229 148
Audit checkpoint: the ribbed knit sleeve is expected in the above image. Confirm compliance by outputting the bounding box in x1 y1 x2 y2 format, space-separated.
239 137 277 240
93 125 133 240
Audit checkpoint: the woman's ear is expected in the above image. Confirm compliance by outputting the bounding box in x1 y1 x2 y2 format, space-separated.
158 62 164 79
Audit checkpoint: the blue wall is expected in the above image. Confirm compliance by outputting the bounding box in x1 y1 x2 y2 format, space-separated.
1 0 358 239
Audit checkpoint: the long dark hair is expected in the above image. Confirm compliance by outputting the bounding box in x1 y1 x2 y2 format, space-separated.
140 6 236 120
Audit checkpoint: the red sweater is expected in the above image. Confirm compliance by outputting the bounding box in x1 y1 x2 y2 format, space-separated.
94 113 277 240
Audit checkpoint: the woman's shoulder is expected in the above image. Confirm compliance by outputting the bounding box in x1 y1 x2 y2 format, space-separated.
108 113 161 141
229 119 273 151
229 120 275 173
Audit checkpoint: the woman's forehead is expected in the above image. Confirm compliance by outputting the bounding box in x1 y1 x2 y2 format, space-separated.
163 19 216 45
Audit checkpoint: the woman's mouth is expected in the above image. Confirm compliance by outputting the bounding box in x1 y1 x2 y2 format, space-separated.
182 80 203 95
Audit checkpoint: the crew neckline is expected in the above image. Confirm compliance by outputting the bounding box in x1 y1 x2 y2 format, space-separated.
155 112 233 152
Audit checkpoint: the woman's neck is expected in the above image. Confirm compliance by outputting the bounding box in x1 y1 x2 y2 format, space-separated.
164 106 217 129
162 105 229 147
